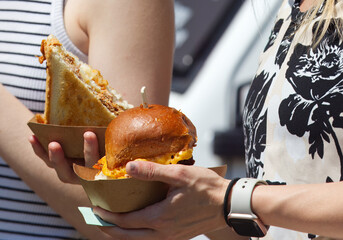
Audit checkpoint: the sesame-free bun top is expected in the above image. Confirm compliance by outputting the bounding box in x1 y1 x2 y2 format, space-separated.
105 104 197 170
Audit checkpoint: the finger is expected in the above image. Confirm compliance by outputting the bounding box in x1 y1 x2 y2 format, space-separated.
83 131 100 167
93 205 163 230
93 207 121 225
126 161 190 186
94 206 177 240
99 225 155 240
28 135 52 167
48 142 79 184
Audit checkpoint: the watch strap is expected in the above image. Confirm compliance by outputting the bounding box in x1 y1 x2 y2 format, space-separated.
223 178 240 227
227 178 269 237
230 178 267 215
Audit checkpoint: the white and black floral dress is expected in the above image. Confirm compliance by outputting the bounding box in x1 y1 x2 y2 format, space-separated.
243 0 343 239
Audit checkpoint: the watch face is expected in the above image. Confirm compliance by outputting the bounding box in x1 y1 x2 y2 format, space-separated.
228 219 267 237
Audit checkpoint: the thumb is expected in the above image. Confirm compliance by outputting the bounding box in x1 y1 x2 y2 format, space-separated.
126 161 185 186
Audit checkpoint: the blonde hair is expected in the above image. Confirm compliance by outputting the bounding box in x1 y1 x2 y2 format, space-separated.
300 0 343 47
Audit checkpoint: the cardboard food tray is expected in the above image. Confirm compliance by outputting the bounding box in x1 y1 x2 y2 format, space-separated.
74 164 227 213
27 117 107 159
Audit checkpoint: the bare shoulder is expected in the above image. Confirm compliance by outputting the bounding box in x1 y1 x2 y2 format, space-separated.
63 0 94 55
62 0 147 55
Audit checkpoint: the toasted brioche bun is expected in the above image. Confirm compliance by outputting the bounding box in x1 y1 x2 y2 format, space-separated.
93 104 197 179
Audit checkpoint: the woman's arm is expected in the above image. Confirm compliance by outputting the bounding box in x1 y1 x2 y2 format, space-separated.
0 84 112 239
93 161 343 239
3 0 175 239
252 181 343 238
65 0 175 106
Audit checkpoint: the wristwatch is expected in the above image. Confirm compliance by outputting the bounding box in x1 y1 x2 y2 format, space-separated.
227 178 268 237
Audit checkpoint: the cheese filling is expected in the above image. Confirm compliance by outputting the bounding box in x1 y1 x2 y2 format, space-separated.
93 149 193 180
79 64 133 110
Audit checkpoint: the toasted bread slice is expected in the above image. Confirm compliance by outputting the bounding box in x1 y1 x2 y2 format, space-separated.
39 35 132 126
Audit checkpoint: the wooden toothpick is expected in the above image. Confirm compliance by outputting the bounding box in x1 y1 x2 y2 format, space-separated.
141 86 148 108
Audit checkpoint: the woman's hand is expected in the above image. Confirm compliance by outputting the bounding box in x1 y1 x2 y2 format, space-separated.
29 131 100 184
93 161 230 240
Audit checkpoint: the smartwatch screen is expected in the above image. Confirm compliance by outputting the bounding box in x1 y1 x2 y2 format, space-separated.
228 219 266 237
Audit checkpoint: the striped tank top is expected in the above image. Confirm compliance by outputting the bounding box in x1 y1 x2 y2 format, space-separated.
0 0 87 239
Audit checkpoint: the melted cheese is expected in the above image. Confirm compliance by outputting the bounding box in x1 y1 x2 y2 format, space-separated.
94 149 193 179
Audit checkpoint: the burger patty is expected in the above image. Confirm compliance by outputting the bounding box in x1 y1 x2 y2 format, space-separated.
177 157 195 165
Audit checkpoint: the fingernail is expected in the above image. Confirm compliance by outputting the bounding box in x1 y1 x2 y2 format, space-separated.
127 162 136 172
84 132 90 142
93 206 109 216
92 207 99 216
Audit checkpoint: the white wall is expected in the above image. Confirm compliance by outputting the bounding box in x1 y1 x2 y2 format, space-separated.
169 0 282 176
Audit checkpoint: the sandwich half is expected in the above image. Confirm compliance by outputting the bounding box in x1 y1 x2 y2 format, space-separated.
38 34 132 126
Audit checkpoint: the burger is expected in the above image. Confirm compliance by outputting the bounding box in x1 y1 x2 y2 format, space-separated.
93 104 197 179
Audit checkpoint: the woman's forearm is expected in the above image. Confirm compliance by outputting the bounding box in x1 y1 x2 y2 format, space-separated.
0 85 112 240
252 181 343 238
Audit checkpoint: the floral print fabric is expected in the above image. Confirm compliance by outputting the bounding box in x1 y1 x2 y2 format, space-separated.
243 0 343 239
